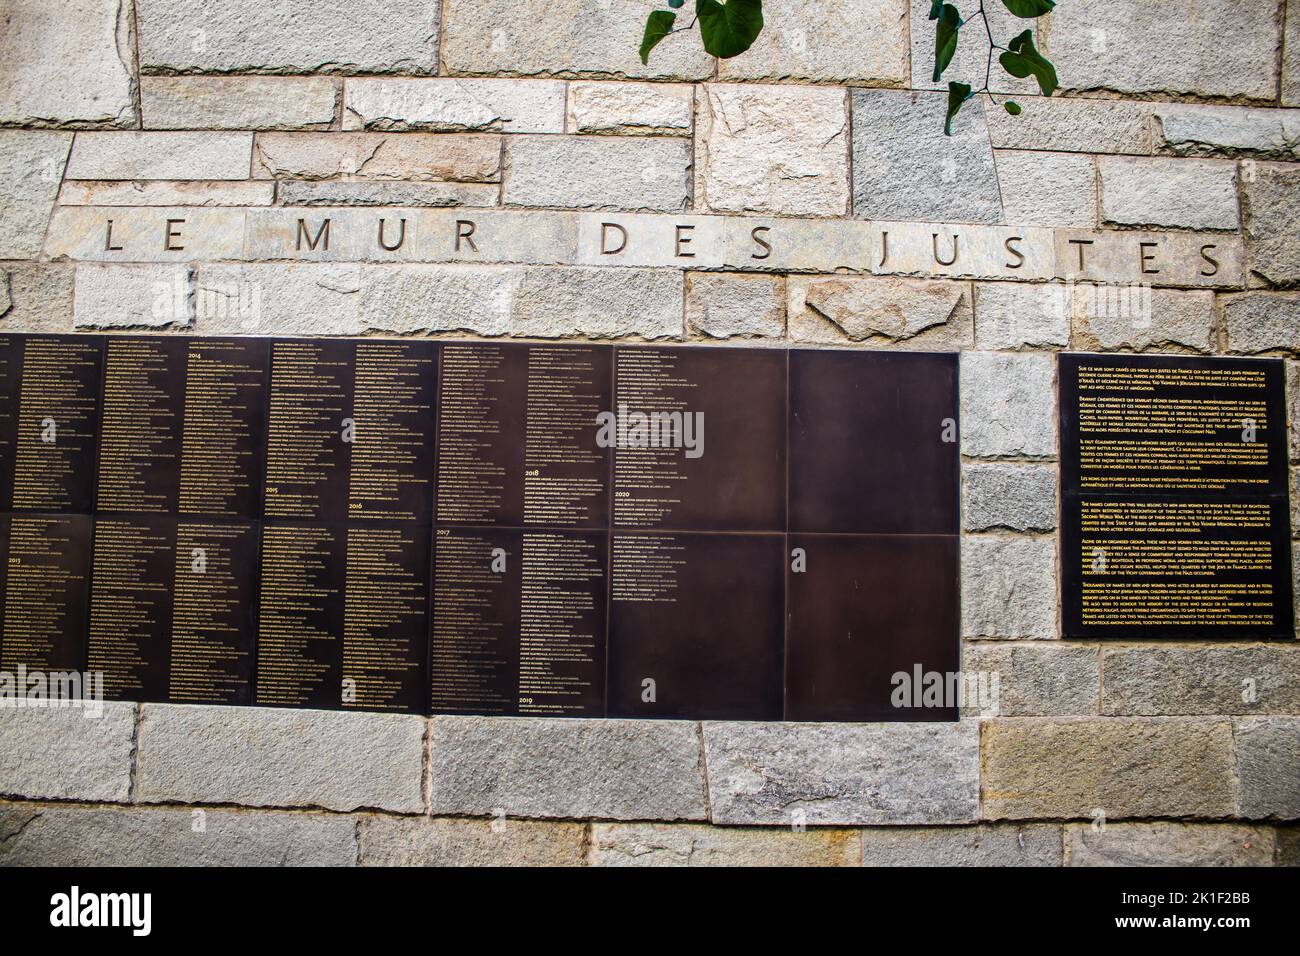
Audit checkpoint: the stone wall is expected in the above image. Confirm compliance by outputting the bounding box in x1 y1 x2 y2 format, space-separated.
0 0 1298 866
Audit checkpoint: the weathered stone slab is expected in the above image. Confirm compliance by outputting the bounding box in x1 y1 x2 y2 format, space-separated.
505 135 690 212
135 704 425 812
982 718 1236 819
962 462 1058 532
1289 360 1300 462
59 180 276 207
973 282 1070 350
703 722 980 826
1102 646 1300 717
721 217 875 274
359 816 585 866
253 132 499 182
860 823 1063 866
0 262 75 332
0 702 135 802
138 0 438 74
196 262 360 336
0 804 357 866
567 82 693 136
0 131 71 259
1100 156 1239 231
685 273 785 339
427 716 707 821
908 0 1036 95
960 351 1057 459
1054 230 1245 289
1286 0 1300 107
1235 718 1300 819
961 642 1099 717
1155 105 1300 161
854 89 1001 224
0 0 133 126
578 213 725 268
873 222 1055 281
142 76 337 131
344 78 565 133
961 535 1058 640
1071 286 1215 354
1241 163 1300 287
997 151 1097 228
698 84 849 218
592 823 860 867
276 181 498 208
788 275 974 350
361 265 514 336
74 263 192 329
985 96 1154 156
1222 292 1300 356
66 132 253 181
1065 822 1274 867
45 206 247 262
509 266 683 339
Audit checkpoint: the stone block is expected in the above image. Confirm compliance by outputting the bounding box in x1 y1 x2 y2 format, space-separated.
860 823 1063 866
959 351 1057 458
142 76 337 131
788 274 974 349
685 273 785 339
1222 293 1300 356
961 535 1058 639
1065 822 1275 867
567 82 693 136
503 135 690 212
74 263 192 329
66 132 254 181
1101 646 1300 717
961 462 1058 532
0 132 72 259
1242 163 1300 287
961 642 1099 716
0 702 136 803
1235 717 1300 819
591 823 860 867
1071 286 1215 354
996 150 1097 228
973 281 1070 350
1099 156 1239 231
359 816 586 867
252 132 500 182
343 78 566 133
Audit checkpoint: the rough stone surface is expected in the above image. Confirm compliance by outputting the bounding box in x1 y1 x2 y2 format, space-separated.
1102 646 1300 717
698 84 849 218
685 273 785 339
1156 105 1300 160
59 180 276 206
0 262 74 331
1287 0 1300 107
276 181 498 207
961 643 1099 717
959 351 1057 459
67 132 253 181
1047 0 1282 101
0 703 136 802
197 263 363 336
138 0 438 74
504 136 689 212
1242 163 1300 286
1290 361 1300 462
1100 156 1239 231
567 82 693 136
1278 825 1300 865
45 205 247 263
982 718 1236 820
359 816 586 867
961 535 1058 640
996 150 1097 228
592 823 859 867
720 0 908 85
142 77 337 130
702 722 980 826
1235 718 1300 819
0 0 133 126
74 263 193 329
853 89 1000 224
0 132 71 259
1055 229 1245 289
441 0 713 81
427 717 707 821
135 704 426 813
1223 293 1300 356
253 132 499 182
908 0 1036 95
973 282 1070 350
509 266 683 339
1065 822 1274 867
962 463 1058 532
860 824 1063 866
344 78 566 133
789 275 973 349
986 97 1154 155
1071 286 1215 354
0 804 357 866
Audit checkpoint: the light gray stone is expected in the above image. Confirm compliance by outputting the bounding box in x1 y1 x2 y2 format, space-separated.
961 535 1058 639
0 0 133 126
359 816 585 867
567 82 693 136
1071 286 1215 354
138 0 438 74
276 181 498 208
962 642 1099 716
511 266 683 339
344 78 566 133
861 824 1063 866
973 281 1070 350
0 132 71 259
1278 824 1300 865
1102 646 1300 717
1242 162 1300 287
0 804 357 867
698 84 849 218
720 0 908 85
135 704 425 813
853 89 1001 225
1100 156 1239 231
788 274 974 349
1156 105 1300 161
59 180 276 206
872 222 1055 281
1235 718 1300 819
142 76 337 131
441 0 713 80
591 823 860 867
45 206 248 263
1287 0 1300 107
908 0 1037 95
1066 822 1274 867
74 263 193 329
1055 229 1245 290
0 702 135 802
427 716 707 821
0 262 74 332
503 136 689 212
360 265 515 336
982 718 1236 820
197 263 360 336
703 721 980 826
253 132 500 182
959 351 1057 459
986 96 1154 155
962 462 1058 532
686 273 785 339
66 132 253 181
1290 360 1300 461
1223 293 1300 355
1047 0 1281 101
996 150 1097 228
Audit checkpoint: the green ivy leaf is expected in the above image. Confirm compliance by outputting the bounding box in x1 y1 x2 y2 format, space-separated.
933 4 963 83
1004 100 1022 115
696 0 764 59
945 81 973 136
639 10 677 65
999 29 1058 96
928 0 945 19
999 0 1055 17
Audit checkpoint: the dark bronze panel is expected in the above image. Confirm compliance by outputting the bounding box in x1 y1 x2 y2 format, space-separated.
0 513 92 673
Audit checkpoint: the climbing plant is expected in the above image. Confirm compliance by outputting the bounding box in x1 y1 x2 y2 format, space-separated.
639 0 1061 135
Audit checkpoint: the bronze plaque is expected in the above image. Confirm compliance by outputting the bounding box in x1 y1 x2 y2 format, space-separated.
0 513 92 673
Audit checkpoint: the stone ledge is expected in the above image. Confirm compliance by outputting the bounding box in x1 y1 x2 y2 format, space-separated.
1064 821 1275 867
359 815 585 866
0 702 135 803
860 823 1063 866
591 822 860 867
